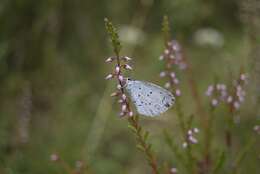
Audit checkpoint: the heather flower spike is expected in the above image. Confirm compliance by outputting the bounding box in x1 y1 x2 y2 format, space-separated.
182 127 200 148
205 72 248 110
104 18 133 117
159 40 186 97
159 16 187 98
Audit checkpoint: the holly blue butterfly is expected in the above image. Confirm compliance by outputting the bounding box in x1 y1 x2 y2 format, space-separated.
125 79 175 117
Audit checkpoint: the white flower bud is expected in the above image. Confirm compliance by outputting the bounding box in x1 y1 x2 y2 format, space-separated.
105 57 114 63
105 74 113 80
125 64 132 70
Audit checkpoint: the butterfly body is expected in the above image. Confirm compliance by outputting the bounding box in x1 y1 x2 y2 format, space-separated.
125 79 175 116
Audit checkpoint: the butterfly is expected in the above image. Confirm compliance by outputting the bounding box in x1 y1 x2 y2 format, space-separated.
125 79 175 117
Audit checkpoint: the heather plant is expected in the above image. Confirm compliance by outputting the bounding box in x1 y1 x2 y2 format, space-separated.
102 16 259 174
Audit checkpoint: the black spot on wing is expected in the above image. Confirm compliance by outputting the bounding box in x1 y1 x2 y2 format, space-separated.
164 102 170 108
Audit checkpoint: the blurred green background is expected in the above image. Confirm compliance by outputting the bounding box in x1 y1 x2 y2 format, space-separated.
0 0 259 174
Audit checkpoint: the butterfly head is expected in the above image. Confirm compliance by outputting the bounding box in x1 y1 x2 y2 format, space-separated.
124 78 134 86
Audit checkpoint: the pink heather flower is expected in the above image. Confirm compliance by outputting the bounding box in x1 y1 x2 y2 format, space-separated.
105 55 134 117
253 125 260 134
205 85 214 96
75 160 83 169
50 153 59 162
115 66 120 74
188 136 198 144
188 130 193 136
227 96 233 103
118 75 124 81
160 71 166 77
175 89 181 96
233 101 240 110
173 78 179 84
211 99 218 106
170 72 176 78
128 111 134 117
183 127 199 147
170 167 178 174
240 73 248 82
122 104 127 112
205 73 248 110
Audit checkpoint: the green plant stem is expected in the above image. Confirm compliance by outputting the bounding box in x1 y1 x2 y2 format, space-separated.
128 116 160 174
203 107 215 174
212 151 226 174
232 137 256 174
175 100 196 174
163 130 187 169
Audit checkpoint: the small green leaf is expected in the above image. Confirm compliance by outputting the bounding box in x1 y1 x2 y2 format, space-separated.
128 124 137 133
144 131 149 141
162 15 171 44
212 151 226 174
104 18 122 56
136 144 145 152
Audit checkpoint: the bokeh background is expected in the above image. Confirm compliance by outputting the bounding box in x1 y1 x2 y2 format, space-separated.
0 0 259 174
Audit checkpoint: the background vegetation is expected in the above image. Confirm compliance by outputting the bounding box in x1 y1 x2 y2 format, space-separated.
0 0 259 174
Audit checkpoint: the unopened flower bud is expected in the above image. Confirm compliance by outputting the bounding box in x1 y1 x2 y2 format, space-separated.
182 142 188 149
122 56 132 61
165 82 171 88
227 96 233 103
159 55 164 60
121 94 127 100
124 64 133 70
193 128 199 133
105 74 113 80
117 84 122 89
105 57 115 63
164 49 169 54
110 92 119 97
